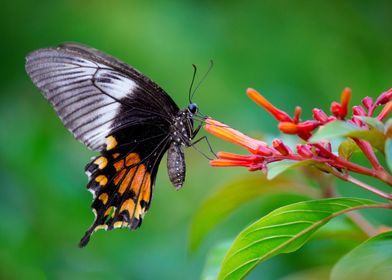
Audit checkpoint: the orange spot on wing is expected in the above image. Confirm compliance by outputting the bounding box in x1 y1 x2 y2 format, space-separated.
129 165 146 197
113 159 124 172
114 169 126 185
125 153 140 167
95 175 108 186
104 206 115 217
112 153 120 159
106 136 117 150
94 156 108 169
119 168 137 195
98 193 109 204
141 174 151 206
120 199 135 216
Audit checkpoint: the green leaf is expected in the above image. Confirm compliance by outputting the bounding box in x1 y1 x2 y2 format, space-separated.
218 198 380 280
189 175 319 251
385 139 392 172
266 160 331 180
331 231 392 280
310 121 386 152
338 138 358 160
357 116 385 131
201 241 232 280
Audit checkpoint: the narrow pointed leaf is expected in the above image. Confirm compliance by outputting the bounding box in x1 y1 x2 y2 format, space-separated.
189 175 319 251
331 231 392 280
310 121 385 151
267 160 332 180
218 198 380 280
357 116 385 131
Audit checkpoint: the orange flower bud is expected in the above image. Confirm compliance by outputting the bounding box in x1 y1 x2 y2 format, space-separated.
377 101 392 121
272 139 290 155
246 88 292 122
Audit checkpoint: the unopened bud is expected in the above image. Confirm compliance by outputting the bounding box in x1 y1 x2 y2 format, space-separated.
361 96 373 110
312 108 329 123
272 139 290 155
296 144 313 158
352 105 366 116
377 89 392 105
330 101 342 118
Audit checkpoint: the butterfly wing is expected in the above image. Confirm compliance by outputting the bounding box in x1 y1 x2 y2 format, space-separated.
81 124 171 247
25 43 179 246
25 42 179 150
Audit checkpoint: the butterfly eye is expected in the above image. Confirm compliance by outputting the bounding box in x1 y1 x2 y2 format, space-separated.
188 103 198 114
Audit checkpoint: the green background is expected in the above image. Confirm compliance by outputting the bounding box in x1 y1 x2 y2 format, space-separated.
1 1 392 279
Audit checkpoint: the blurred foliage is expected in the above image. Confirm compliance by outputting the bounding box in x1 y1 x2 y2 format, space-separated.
1 0 392 279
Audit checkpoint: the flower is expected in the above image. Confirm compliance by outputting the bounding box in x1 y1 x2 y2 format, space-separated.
204 87 392 184
204 118 273 156
246 88 292 122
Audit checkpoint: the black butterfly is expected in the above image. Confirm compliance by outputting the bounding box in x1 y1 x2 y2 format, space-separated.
25 43 205 247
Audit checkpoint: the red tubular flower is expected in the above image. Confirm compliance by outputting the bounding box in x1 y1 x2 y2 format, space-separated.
293 106 302 123
330 101 342 118
362 96 373 110
376 89 392 105
351 117 364 127
296 144 313 158
210 152 263 170
272 139 291 155
204 118 273 156
312 108 329 123
204 87 392 190
278 120 319 136
377 101 392 121
340 87 352 118
352 105 366 116
246 88 292 122
278 122 299 134
330 88 352 119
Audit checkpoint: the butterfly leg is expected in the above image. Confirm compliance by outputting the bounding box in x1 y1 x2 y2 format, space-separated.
191 136 217 159
191 122 202 138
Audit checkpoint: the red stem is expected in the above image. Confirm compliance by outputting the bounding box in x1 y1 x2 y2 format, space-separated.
353 139 383 170
314 144 392 186
330 168 392 200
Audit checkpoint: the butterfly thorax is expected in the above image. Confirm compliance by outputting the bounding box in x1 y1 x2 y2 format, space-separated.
169 109 194 146
167 108 195 189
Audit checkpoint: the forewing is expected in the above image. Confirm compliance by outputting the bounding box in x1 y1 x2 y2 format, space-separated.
25 43 179 150
80 125 170 247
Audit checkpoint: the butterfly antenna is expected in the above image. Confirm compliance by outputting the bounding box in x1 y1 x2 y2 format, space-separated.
190 60 214 102
188 64 198 104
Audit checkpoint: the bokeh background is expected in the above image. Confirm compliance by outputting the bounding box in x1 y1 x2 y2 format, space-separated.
1 1 392 279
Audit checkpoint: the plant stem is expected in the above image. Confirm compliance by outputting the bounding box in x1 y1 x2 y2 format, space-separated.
345 211 377 237
347 176 392 200
330 168 392 200
315 143 392 186
353 139 383 171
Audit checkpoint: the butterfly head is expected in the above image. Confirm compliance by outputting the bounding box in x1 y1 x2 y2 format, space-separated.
188 103 198 115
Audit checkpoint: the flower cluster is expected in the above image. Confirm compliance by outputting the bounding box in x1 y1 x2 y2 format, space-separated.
204 87 392 197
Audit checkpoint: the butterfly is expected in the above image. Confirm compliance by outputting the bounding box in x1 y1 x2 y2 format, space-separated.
25 42 206 247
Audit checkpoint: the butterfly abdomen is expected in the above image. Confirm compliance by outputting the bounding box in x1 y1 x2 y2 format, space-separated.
167 144 186 189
